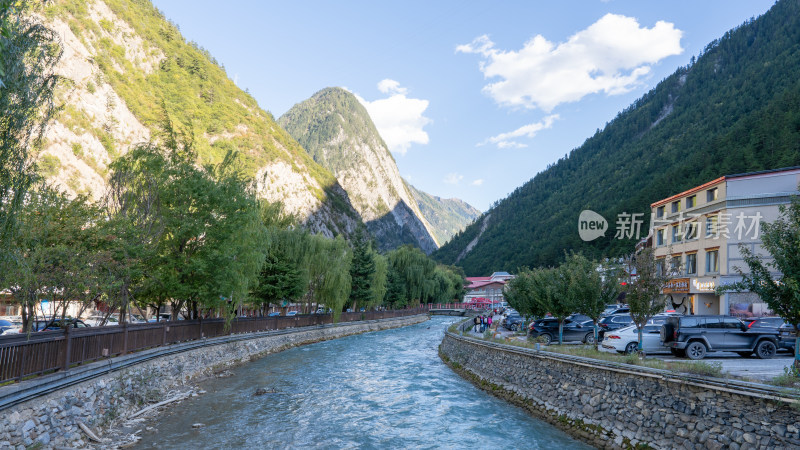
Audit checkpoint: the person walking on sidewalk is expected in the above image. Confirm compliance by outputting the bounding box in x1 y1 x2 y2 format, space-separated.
473 315 480 333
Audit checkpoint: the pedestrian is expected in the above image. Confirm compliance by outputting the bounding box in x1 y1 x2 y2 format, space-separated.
487 314 492 330
473 315 480 333
480 315 486 333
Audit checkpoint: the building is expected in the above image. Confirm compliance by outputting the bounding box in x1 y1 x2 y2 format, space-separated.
649 166 800 317
463 272 515 307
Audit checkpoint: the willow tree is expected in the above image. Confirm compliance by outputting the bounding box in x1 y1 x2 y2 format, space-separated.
385 245 435 307
0 1 60 270
252 227 308 315
304 234 351 319
368 251 387 310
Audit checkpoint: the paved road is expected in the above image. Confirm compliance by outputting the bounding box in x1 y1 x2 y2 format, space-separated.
650 352 795 381
468 316 794 382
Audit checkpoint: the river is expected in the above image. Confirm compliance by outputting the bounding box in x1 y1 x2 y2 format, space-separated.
134 316 593 449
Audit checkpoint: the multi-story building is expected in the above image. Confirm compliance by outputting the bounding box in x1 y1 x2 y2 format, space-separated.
650 166 800 317
464 272 514 307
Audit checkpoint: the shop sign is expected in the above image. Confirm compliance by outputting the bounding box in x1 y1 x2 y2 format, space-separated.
664 278 690 293
692 279 716 291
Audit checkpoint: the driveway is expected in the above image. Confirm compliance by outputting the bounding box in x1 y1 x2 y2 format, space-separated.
650 352 795 382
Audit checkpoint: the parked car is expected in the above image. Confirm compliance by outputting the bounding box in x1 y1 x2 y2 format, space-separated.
660 315 780 360
566 313 592 323
268 311 281 317
0 319 18 335
601 321 671 355
779 323 798 352
744 317 785 329
601 304 630 318
502 313 525 331
528 318 596 344
27 318 89 332
597 314 634 339
86 315 123 327
286 311 298 317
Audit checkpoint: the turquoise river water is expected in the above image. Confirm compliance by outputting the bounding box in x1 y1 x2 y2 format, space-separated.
134 316 593 449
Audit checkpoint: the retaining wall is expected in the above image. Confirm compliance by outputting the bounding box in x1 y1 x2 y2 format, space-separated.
440 331 800 450
0 314 428 449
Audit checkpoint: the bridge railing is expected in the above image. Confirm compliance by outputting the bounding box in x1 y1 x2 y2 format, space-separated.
0 308 425 384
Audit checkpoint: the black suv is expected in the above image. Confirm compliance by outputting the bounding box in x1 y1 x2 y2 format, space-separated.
529 318 596 344
660 315 780 360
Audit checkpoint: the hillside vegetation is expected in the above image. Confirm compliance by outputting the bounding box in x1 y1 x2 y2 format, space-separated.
434 0 800 274
407 183 480 244
39 0 358 237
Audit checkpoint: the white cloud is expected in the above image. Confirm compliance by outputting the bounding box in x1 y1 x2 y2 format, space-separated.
471 179 484 186
443 173 464 185
484 114 558 148
355 79 431 155
377 79 407 95
457 14 683 111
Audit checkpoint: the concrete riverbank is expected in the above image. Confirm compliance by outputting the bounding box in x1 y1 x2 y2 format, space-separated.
440 329 800 449
0 314 428 449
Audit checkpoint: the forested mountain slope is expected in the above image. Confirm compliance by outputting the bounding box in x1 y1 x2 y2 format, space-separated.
37 0 359 237
407 183 481 245
279 87 441 252
434 0 800 274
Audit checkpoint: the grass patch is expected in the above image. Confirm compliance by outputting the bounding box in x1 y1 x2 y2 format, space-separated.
38 154 61 177
771 366 800 389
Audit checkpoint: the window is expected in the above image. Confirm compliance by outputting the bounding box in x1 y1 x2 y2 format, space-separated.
685 222 698 240
686 253 697 275
704 318 723 329
656 206 665 219
671 201 681 213
672 224 682 242
656 228 665 246
670 257 680 274
706 250 719 273
723 318 743 329
707 187 718 202
656 259 665 276
706 215 718 238
686 195 696 208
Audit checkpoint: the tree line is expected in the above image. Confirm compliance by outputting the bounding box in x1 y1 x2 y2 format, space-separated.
505 250 674 350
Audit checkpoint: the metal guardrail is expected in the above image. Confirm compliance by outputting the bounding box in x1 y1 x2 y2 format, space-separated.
443 329 800 403
0 309 424 384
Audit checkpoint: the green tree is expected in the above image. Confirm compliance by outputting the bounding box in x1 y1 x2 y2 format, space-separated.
348 228 375 311
625 248 674 352
564 253 604 345
0 1 59 266
719 194 800 371
368 251 387 310
252 227 307 315
505 268 548 318
304 234 351 319
4 186 99 330
107 116 267 322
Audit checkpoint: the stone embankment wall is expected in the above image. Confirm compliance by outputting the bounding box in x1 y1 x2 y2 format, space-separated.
0 315 427 449
440 331 800 450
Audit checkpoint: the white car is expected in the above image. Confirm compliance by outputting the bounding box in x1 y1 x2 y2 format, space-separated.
84 315 120 327
601 322 671 355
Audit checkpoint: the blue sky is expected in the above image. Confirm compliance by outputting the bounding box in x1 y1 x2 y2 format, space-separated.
152 0 775 211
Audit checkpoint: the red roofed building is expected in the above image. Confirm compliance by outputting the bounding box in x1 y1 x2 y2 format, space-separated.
464 272 514 307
